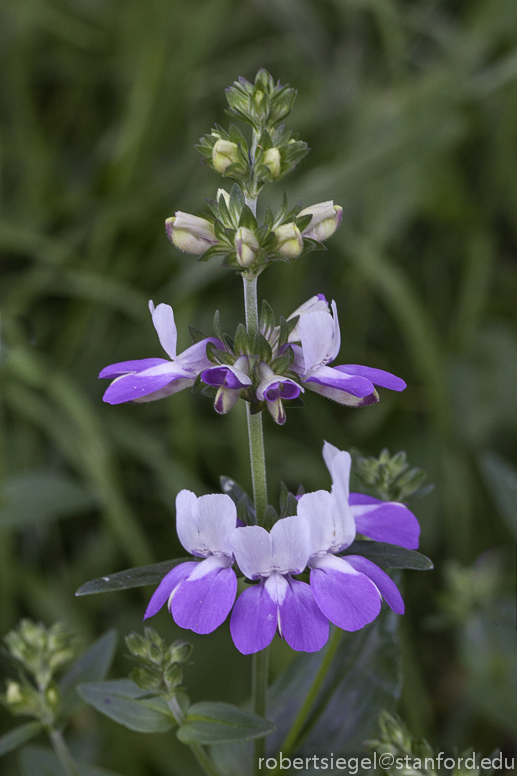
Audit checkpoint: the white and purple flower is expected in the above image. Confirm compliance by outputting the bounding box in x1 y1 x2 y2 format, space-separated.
288 296 406 407
201 355 252 414
144 491 238 634
255 362 303 425
323 441 420 550
229 516 329 655
100 302 222 405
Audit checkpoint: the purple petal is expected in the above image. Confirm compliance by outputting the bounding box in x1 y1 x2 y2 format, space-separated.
171 559 237 634
102 363 190 404
349 493 420 550
306 366 374 397
143 561 197 619
279 579 329 652
345 555 405 614
310 554 381 630
304 379 379 407
264 380 301 402
230 582 277 654
335 365 406 392
201 365 249 389
149 302 177 360
99 358 169 379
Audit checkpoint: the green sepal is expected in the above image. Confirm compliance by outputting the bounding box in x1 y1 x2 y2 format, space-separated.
75 559 193 596
198 244 228 263
217 192 233 227
340 542 433 571
212 310 224 341
270 349 295 375
283 396 305 409
263 504 279 530
228 123 249 150
286 315 299 337
228 184 245 224
206 341 227 365
249 400 266 416
277 317 292 349
253 332 272 362
233 324 253 356
238 205 258 231
219 476 256 523
263 206 275 229
259 300 276 338
191 373 205 394
237 495 256 526
279 483 298 518
201 385 218 399
205 198 222 220
189 327 208 345
295 213 312 232
177 701 276 745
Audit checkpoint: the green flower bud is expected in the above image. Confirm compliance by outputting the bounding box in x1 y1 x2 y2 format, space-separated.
169 641 193 664
165 212 217 255
235 226 260 268
217 188 230 206
262 148 281 178
273 222 303 259
298 201 343 242
212 139 239 173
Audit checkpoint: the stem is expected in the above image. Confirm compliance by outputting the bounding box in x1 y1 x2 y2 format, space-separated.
167 697 221 776
272 626 342 769
48 728 81 776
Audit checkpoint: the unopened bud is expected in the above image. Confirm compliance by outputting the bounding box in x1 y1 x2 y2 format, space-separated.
273 223 303 259
299 201 343 242
165 212 217 255
6 681 23 705
262 148 281 178
169 641 192 664
235 226 259 268
212 139 239 173
217 188 230 206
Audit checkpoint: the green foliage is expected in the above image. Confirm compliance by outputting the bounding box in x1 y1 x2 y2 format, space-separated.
77 679 175 734
177 702 276 745
355 450 430 502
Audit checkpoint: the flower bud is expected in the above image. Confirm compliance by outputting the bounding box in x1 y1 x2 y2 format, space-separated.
235 226 260 268
217 188 230 206
165 212 217 255
262 148 281 178
212 139 239 173
299 201 343 242
273 222 303 259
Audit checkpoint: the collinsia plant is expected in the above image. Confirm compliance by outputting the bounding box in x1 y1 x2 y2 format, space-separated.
72 71 433 776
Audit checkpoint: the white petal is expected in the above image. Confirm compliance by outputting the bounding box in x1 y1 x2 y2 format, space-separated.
298 490 354 555
298 310 336 372
231 525 273 579
176 491 236 557
329 301 341 362
264 571 289 606
150 303 177 360
175 490 199 555
270 515 310 574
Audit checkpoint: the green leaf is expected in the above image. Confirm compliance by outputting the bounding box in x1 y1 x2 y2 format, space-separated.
75 559 191 596
0 722 42 757
479 451 517 540
219 476 255 518
0 469 97 528
341 541 433 570
19 745 122 776
77 680 174 733
177 702 275 745
59 630 118 717
238 205 258 231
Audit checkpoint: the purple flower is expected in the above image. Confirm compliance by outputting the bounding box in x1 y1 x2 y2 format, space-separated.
323 441 420 550
144 491 238 634
255 362 303 425
229 516 329 655
201 355 252 414
100 302 222 405
298 490 405 630
288 297 406 406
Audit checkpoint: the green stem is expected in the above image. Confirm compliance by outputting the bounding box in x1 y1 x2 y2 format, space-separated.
48 728 81 776
272 626 342 771
167 697 221 776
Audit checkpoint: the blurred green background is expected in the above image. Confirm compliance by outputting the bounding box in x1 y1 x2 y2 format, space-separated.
1 0 516 773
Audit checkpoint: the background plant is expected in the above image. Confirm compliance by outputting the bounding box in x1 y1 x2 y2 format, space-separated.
1 0 516 774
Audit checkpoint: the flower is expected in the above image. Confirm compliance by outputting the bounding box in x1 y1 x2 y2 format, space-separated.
272 222 304 259
212 139 239 173
201 355 252 414
255 362 303 425
235 227 260 268
229 516 329 654
323 441 420 550
99 302 222 405
298 490 405 630
165 212 217 255
298 201 343 242
144 491 238 634
288 296 406 406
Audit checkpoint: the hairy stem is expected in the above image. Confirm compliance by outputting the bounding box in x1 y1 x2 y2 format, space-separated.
167 697 221 776
48 728 81 776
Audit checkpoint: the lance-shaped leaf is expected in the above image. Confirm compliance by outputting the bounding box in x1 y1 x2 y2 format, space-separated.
77 679 174 733
75 559 191 596
59 630 118 717
0 722 43 757
340 541 433 570
177 702 276 745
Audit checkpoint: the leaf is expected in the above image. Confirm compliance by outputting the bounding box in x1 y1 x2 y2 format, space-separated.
0 469 97 528
75 559 191 596
219 476 255 520
59 630 118 717
0 722 43 757
341 541 433 570
77 680 174 733
177 702 276 745
19 745 122 776
479 451 517 540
